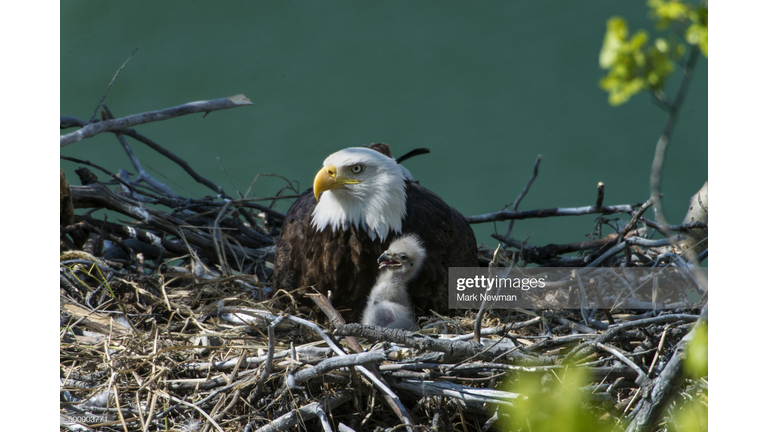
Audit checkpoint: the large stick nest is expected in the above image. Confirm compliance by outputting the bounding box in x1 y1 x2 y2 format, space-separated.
60 98 707 432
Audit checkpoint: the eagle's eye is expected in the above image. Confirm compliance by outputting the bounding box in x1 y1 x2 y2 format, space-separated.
400 254 407 260
350 164 363 174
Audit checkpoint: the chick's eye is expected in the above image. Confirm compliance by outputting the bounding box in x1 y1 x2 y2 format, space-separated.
351 165 363 174
400 254 407 259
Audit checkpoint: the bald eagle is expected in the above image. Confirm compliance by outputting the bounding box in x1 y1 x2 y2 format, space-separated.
274 146 477 320
361 234 426 330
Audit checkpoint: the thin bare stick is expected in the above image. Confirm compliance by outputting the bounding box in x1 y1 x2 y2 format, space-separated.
594 342 649 385
103 105 178 198
252 315 285 398
308 292 364 353
504 155 542 237
90 48 138 122
587 197 655 264
61 95 253 146
474 244 501 343
156 391 225 432
118 126 263 227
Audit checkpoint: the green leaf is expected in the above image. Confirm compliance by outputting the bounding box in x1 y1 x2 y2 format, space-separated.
686 24 708 57
684 323 708 378
501 367 615 432
599 17 628 69
599 0 706 105
648 0 691 28
668 392 708 432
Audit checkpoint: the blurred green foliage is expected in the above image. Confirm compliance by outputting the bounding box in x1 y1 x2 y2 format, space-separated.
684 322 708 379
498 322 708 432
500 367 614 432
668 394 708 432
599 0 708 106
665 321 708 431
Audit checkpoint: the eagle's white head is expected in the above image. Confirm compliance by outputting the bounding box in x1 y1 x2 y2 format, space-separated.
311 147 407 241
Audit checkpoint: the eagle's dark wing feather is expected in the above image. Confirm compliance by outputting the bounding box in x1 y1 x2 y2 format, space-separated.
274 181 477 321
400 182 478 313
274 189 385 317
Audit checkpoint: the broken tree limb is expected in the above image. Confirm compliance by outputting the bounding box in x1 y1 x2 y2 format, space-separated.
334 323 551 365
291 350 388 385
392 379 523 410
466 203 638 224
649 48 700 229
674 181 708 262
251 390 353 432
60 95 253 146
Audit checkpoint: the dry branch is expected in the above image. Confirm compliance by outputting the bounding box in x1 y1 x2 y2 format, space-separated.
252 390 353 432
392 379 523 410
334 324 549 365
466 203 638 224
504 154 542 237
650 47 700 229
60 95 252 146
674 181 708 261
291 351 388 385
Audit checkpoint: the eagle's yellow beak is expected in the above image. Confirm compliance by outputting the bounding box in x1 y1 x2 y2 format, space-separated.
313 165 360 201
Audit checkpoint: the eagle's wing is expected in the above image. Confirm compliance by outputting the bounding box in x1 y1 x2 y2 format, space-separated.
401 182 478 313
274 189 386 318
274 188 316 292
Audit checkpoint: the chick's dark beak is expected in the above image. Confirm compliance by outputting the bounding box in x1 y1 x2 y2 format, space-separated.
377 250 402 269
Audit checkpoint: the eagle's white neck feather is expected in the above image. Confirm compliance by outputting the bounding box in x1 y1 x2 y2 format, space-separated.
311 148 407 241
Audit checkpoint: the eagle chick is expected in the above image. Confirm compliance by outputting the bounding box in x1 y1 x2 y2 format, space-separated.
361 234 426 330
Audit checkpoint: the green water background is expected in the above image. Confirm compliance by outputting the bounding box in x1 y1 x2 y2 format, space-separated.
60 2 707 249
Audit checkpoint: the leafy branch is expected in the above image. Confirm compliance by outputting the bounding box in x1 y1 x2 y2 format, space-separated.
599 0 708 106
